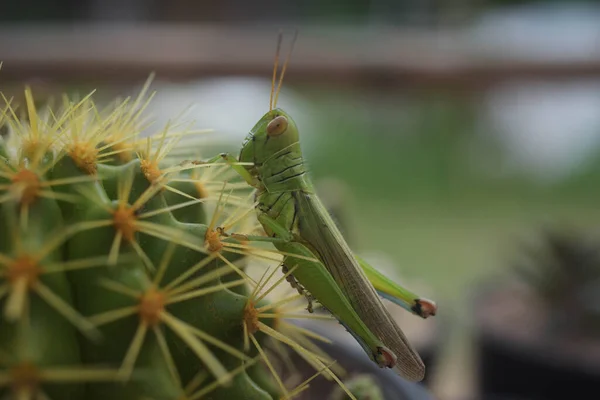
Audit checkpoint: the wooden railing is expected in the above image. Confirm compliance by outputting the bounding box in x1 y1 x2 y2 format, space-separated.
1 24 599 89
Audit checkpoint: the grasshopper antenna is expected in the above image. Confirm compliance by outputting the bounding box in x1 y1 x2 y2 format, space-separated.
273 29 298 109
269 31 284 112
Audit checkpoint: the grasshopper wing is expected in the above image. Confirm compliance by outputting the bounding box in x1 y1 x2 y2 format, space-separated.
292 190 425 381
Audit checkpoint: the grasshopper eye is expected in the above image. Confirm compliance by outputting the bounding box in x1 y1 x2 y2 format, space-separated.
266 116 288 137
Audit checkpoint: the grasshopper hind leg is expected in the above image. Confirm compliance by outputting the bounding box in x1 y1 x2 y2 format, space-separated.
413 298 437 318
281 264 316 313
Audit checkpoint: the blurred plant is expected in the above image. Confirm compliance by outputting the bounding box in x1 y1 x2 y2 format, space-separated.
513 227 600 338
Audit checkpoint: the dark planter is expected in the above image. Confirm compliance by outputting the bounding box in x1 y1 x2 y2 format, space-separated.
283 320 438 400
473 281 600 400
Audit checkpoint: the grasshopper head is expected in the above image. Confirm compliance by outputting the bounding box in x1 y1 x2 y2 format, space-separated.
239 108 300 172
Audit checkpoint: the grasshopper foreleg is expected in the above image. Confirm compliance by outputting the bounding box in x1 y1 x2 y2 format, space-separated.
205 152 260 188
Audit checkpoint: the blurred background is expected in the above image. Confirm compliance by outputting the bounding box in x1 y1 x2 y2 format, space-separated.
2 1 600 399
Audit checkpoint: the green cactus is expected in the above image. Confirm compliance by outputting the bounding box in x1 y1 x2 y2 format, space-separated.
329 374 384 400
0 83 353 400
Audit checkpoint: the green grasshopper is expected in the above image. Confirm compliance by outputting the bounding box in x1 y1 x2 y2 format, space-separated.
211 33 436 382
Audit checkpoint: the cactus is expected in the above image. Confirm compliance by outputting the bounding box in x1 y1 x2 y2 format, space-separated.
329 374 384 400
0 81 355 400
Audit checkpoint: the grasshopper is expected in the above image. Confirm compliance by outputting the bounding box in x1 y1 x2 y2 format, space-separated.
212 32 436 381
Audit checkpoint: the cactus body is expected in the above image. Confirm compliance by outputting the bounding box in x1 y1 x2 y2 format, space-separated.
0 88 283 400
